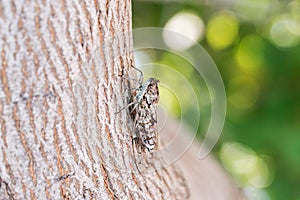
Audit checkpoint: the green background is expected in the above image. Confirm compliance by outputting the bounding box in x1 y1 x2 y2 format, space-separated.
133 1 300 200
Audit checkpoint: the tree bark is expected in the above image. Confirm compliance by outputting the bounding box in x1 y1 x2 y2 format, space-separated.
0 0 189 199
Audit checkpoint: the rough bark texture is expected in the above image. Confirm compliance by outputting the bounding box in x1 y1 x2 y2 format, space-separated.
0 0 189 199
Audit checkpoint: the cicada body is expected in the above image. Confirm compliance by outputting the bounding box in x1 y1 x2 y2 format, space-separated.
129 78 160 152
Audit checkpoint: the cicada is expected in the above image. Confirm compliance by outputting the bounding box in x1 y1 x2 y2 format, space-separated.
129 78 160 153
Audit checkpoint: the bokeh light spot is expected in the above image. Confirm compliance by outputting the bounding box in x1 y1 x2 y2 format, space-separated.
220 142 273 189
244 187 271 200
206 12 239 50
270 15 300 48
235 34 265 73
164 12 205 51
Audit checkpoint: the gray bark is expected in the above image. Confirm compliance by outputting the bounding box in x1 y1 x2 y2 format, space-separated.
0 0 189 199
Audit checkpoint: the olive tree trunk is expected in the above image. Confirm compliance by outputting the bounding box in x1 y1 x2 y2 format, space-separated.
0 0 189 199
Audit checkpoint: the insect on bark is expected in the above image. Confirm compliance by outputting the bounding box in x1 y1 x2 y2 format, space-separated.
129 77 160 153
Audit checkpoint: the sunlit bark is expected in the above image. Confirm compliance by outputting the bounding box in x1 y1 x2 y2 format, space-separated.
0 0 189 199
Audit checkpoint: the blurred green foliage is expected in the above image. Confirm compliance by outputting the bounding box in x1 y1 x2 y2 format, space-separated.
133 1 300 200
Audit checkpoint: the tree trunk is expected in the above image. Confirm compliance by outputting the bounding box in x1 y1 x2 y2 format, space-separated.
0 0 189 199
